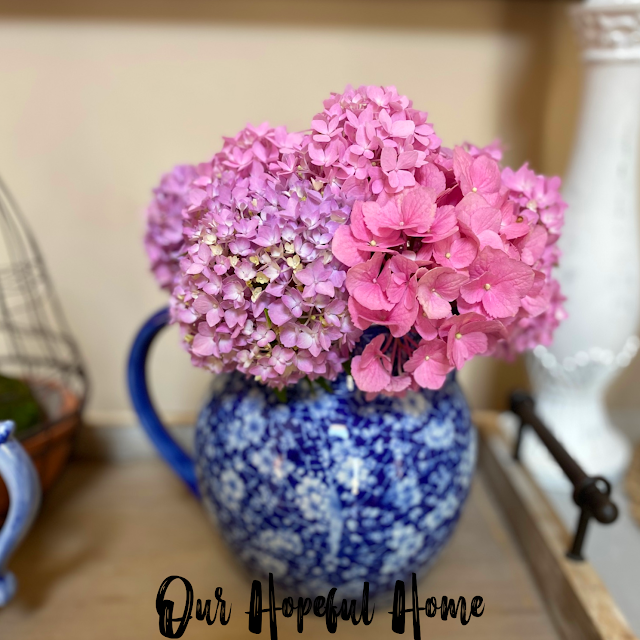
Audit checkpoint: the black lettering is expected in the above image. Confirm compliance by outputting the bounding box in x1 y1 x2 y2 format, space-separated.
425 597 438 618
325 588 338 633
195 599 216 625
267 574 278 640
339 598 358 623
440 596 467 622
281 597 294 618
361 583 374 625
246 575 280 640
313 595 326 616
390 580 405 634
215 587 231 625
247 580 263 635
296 597 312 633
156 576 193 639
410 574 421 640
471 596 485 617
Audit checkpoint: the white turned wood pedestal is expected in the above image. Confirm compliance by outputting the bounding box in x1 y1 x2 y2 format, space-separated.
524 0 640 489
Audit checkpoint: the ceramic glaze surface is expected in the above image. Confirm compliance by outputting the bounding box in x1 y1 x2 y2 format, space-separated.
0 420 41 607
194 374 475 597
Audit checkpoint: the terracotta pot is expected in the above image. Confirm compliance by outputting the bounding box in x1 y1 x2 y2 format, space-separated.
0 382 80 516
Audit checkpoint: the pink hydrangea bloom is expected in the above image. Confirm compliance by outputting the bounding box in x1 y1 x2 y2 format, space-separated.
170 123 361 388
144 164 198 290
329 129 567 395
306 84 441 199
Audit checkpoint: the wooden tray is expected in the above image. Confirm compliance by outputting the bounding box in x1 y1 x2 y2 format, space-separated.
474 411 636 640
0 413 636 640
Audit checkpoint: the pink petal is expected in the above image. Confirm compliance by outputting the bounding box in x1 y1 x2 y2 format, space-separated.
391 120 416 138
359 334 385 367
515 225 548 266
397 170 416 188
456 193 501 234
482 284 522 318
224 308 247 328
448 330 488 369
380 146 398 173
417 268 467 319
362 199 401 238
404 340 451 389
334 235 368 273
422 205 458 243
351 353 391 393
350 200 373 242
384 375 412 394
316 281 335 296
415 313 439 340
433 236 477 269
416 163 446 193
297 330 314 350
459 279 486 305
345 254 394 311
452 146 473 192
386 293 419 337
398 186 437 234
353 282 394 311
295 267 315 286
311 119 329 135
476 230 503 251
469 155 501 193
192 334 217 357
280 324 297 348
417 289 452 320
435 269 468 300
493 258 535 297
192 295 214 315
268 300 292 326
396 150 419 170
413 363 448 390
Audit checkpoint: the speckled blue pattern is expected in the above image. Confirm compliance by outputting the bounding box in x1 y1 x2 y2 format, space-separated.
194 373 476 598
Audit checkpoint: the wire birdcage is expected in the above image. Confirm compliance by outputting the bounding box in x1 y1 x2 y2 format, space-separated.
0 173 87 503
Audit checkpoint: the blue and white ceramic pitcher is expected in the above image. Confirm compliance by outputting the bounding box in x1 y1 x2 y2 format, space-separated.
128 308 476 597
0 420 41 606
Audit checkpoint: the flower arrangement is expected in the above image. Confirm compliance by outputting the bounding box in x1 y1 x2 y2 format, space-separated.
145 85 566 397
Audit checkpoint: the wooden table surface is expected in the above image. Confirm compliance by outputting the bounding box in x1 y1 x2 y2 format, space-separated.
0 460 560 639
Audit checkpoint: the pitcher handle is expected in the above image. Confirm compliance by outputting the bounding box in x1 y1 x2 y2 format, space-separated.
127 307 199 496
0 420 41 606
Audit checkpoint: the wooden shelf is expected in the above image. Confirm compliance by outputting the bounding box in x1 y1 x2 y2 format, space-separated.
0 413 635 639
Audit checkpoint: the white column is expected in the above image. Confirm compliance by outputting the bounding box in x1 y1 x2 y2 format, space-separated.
524 0 640 488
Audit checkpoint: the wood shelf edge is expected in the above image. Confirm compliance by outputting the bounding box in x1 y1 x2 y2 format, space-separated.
473 411 637 640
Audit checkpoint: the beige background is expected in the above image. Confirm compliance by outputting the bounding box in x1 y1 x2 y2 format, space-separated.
0 0 637 431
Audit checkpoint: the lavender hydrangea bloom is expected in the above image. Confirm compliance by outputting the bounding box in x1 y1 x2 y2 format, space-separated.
144 164 198 290
171 124 361 388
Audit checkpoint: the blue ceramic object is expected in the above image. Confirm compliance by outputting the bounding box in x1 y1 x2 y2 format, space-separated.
128 308 476 597
0 420 41 606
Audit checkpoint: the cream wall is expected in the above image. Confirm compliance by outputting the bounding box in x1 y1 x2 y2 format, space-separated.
0 0 637 429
